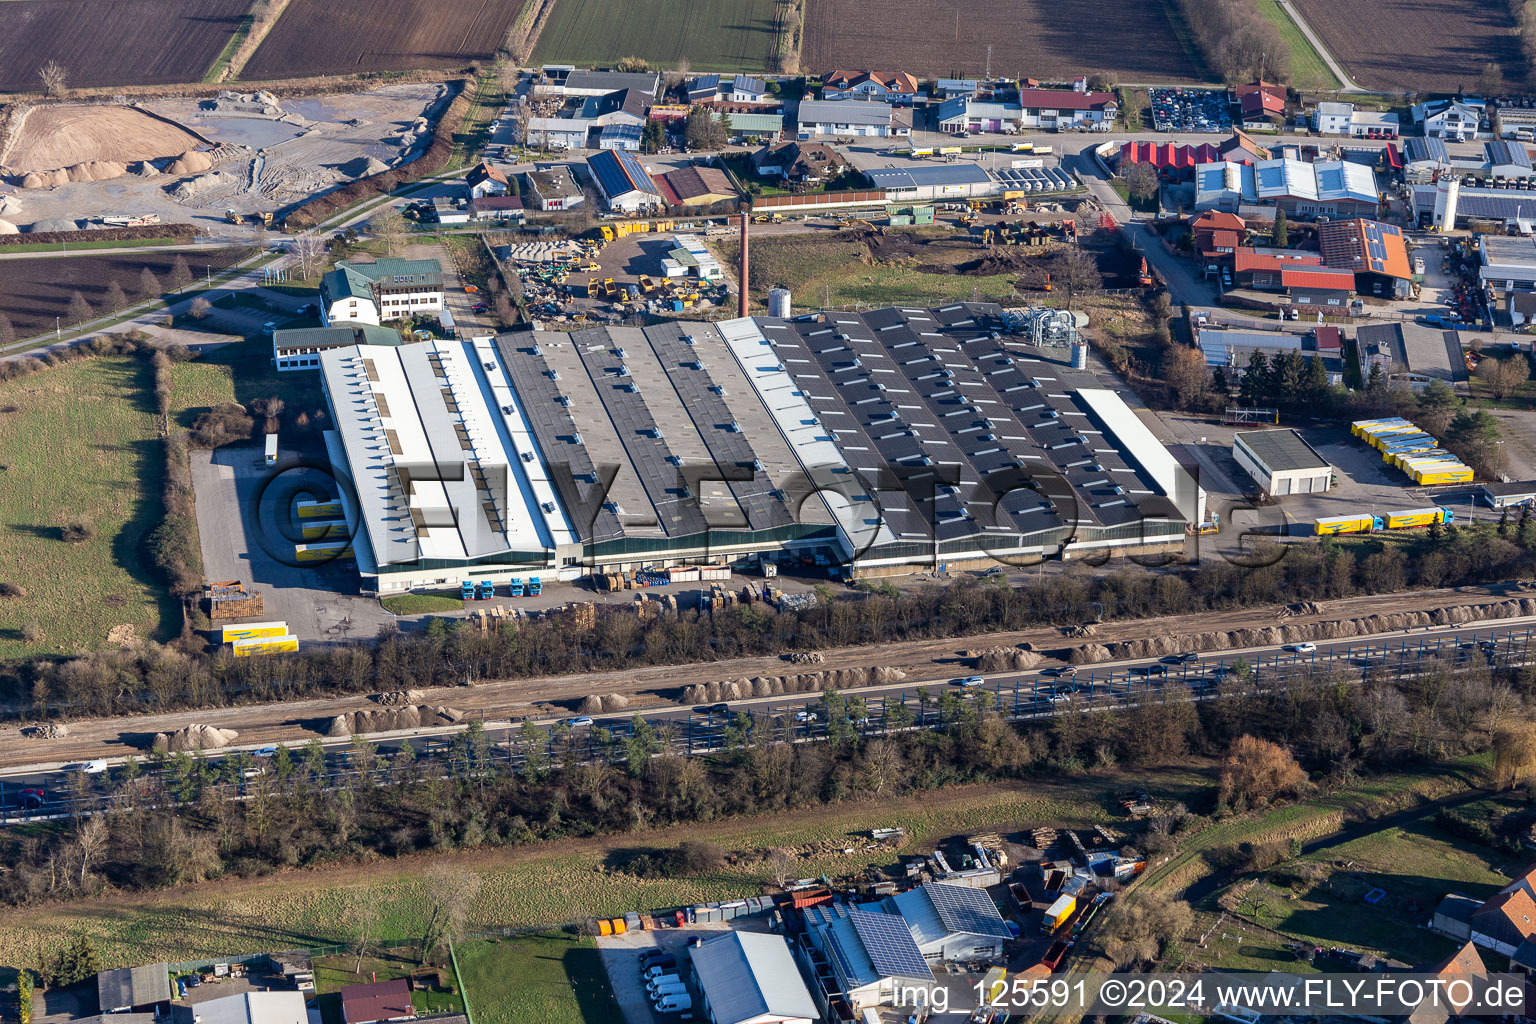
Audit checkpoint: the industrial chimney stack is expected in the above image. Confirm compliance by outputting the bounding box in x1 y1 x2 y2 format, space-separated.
738 213 749 319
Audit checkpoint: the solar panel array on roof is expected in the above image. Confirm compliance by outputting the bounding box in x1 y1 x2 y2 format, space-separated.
848 906 932 980
922 883 1013 938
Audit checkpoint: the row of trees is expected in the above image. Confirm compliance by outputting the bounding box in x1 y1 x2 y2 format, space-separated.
1170 0 1291 84
2 646 1527 909
7 521 1536 721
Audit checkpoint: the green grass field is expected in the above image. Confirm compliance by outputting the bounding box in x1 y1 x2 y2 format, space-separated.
1254 0 1340 91
0 356 177 659
532 0 783 71
381 593 464 615
456 934 616 1024
719 232 1024 311
168 338 325 430
0 237 183 255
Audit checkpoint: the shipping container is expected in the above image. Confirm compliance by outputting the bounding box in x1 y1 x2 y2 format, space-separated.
1042 894 1077 933
295 498 342 519
221 621 290 642
232 634 298 657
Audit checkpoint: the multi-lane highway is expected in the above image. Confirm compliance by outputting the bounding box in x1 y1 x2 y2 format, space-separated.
4 621 1532 821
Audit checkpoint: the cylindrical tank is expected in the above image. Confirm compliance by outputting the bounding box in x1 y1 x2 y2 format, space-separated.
768 287 792 318
1071 343 1088 369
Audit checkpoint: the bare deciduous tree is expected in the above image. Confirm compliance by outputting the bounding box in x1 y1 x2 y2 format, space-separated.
39 60 67 98
292 233 326 280
371 206 407 258
189 297 212 320
1477 355 1530 400
418 866 482 960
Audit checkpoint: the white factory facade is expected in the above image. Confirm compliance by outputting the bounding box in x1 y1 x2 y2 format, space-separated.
315 304 1206 592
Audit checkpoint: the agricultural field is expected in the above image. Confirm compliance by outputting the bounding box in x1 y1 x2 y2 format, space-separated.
0 248 247 341
457 933 617 1024
531 0 785 72
0 357 176 659
802 0 1208 83
0 0 252 93
1292 0 1525 92
242 0 526 79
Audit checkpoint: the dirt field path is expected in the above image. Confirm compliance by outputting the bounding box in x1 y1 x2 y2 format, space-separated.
1 583 1523 769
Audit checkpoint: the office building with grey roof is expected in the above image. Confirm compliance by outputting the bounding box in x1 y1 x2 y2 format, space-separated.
315 304 1202 588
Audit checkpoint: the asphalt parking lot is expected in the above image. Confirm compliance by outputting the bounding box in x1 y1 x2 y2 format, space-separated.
597 922 737 1024
1280 424 1429 529
190 440 393 643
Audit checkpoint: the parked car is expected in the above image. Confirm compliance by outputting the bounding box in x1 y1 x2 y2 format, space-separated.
18 788 46 809
793 709 814 723
705 703 731 715
76 759 108 775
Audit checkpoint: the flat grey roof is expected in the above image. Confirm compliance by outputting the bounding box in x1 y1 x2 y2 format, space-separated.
1481 479 1536 496
98 965 171 1011
865 164 993 189
1234 429 1331 473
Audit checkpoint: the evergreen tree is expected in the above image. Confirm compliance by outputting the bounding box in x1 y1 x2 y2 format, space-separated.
1520 505 1533 548
1272 208 1288 247
1499 507 1511 537
1366 362 1387 392
641 120 666 154
1239 350 1271 405
1278 350 1305 405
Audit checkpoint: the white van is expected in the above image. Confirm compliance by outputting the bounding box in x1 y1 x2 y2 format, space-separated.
655 993 693 1014
648 978 685 997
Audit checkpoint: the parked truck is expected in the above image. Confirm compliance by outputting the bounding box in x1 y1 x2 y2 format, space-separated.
527 576 542 596
475 580 496 600
461 580 476 601
1042 893 1077 933
509 578 525 598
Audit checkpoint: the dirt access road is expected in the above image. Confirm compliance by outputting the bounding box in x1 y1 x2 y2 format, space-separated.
1 583 1526 769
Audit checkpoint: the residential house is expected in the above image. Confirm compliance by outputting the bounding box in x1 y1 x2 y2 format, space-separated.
1432 893 1482 942
689 932 818 1024
655 166 737 207
586 148 664 212
1232 246 1324 289
1317 218 1412 298
273 323 403 371
1356 321 1444 390
521 167 585 210
1314 102 1354 135
469 196 526 223
1512 291 1536 326
1192 210 1245 260
1235 80 1286 128
822 70 919 104
1282 265 1356 307
726 75 770 103
1014 88 1117 131
935 97 1022 134
1470 884 1536 956
97 965 172 1014
1413 98 1485 141
340 979 414 1024
559 70 659 99
1219 129 1268 162
886 882 1013 962
685 74 722 103
797 99 901 137
319 257 443 327
465 162 510 198
753 140 847 182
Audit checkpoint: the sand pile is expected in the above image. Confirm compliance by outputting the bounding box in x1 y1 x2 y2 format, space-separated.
340 155 390 178
2 104 206 175
0 220 17 235
326 704 464 736
129 161 159 177
167 150 214 175
169 169 236 200
373 689 426 706
680 665 905 704
207 90 283 116
65 160 127 182
971 646 1043 672
28 217 78 232
0 195 20 216
19 170 67 189
578 693 631 714
1062 596 1536 665
153 724 239 752
22 723 68 739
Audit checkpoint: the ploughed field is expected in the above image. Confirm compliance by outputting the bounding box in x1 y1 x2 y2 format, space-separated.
0 249 247 339
531 0 786 72
802 0 1209 82
0 0 250 92
1292 0 1525 92
243 0 527 78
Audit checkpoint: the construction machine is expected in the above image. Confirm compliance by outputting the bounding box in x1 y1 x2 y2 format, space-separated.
1138 258 1153 287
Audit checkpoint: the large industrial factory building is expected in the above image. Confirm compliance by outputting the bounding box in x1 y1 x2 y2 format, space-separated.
318 303 1204 593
